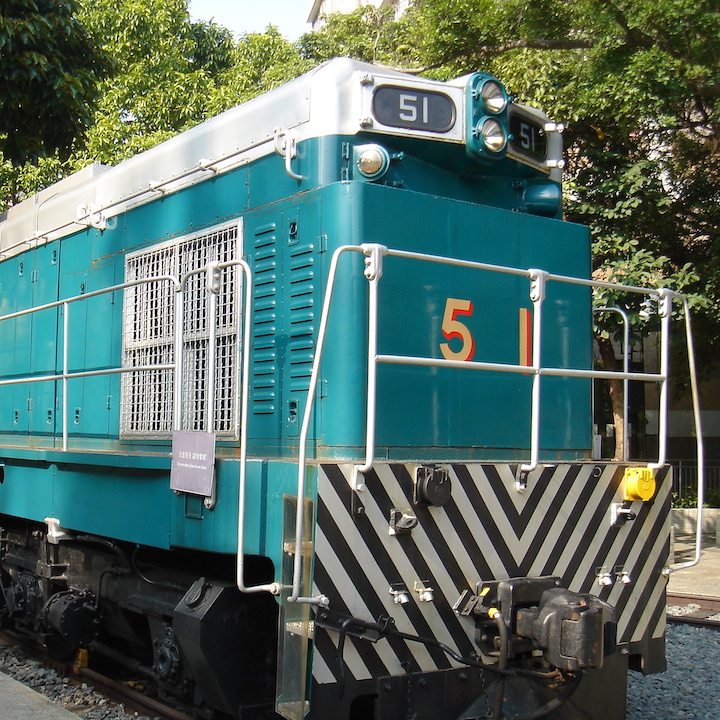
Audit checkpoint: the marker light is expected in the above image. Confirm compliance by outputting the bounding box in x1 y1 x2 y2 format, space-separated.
479 118 507 153
355 144 390 179
466 72 509 162
480 80 508 114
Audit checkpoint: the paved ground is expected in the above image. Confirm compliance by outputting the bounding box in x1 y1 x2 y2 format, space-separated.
0 672 78 720
667 534 720 597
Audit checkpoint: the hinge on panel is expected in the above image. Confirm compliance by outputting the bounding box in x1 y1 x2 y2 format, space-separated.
351 491 365 519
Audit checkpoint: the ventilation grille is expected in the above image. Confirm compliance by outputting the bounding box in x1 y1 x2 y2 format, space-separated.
121 222 241 438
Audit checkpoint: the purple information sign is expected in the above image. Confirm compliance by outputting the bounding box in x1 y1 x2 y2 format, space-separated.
170 431 216 496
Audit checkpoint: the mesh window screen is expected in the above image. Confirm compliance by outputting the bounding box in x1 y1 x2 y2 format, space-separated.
121 221 241 438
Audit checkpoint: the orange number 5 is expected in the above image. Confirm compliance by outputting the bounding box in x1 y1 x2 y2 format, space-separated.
440 298 475 361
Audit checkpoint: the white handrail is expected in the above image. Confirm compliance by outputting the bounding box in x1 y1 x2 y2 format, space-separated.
594 306 630 462
280 245 363 605
0 275 181 451
356 246 684 477
234 258 283 596
285 245 361 605
522 269 548 474
667 296 704 573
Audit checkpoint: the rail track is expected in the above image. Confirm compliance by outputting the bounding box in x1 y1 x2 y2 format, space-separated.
666 592 720 630
0 631 195 720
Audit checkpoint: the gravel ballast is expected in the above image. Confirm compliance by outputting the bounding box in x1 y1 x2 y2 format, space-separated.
0 643 157 720
627 624 720 720
2 624 719 719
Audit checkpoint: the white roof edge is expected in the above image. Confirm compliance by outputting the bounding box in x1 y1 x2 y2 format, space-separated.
0 58 385 257
0 58 558 257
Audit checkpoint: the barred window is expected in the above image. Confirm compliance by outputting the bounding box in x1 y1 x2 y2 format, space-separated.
121 220 242 438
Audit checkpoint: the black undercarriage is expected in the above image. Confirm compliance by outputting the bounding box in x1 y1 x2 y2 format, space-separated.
0 516 278 719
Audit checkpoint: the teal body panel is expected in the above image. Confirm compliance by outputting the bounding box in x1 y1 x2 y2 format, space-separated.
169 459 305 564
0 457 170 547
315 181 592 459
0 451 304 574
0 133 589 554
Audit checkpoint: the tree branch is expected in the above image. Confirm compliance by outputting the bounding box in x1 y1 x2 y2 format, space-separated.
597 0 655 48
476 38 596 56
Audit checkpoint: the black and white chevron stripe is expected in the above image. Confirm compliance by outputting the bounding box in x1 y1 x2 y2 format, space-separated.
312 462 670 685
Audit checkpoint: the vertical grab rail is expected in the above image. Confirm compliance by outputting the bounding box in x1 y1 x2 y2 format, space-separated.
284 246 361 605
593 306 630 462
353 244 385 484
234 257 282 596
173 284 184 432
667 293 704 572
62 301 70 451
649 288 673 471
520 270 548 476
205 263 222 434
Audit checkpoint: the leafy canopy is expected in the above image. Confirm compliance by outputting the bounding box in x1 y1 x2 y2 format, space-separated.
0 1 306 207
0 0 111 163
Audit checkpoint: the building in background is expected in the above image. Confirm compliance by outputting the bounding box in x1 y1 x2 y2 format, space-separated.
308 0 411 29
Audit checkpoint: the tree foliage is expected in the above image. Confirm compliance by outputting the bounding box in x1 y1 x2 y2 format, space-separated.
75 0 222 163
206 26 310 116
300 6 402 66
0 1 306 207
0 0 111 163
304 0 719 458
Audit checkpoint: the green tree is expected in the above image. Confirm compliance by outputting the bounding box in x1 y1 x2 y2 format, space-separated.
207 26 308 116
304 0 718 458
0 2 307 208
0 0 111 164
75 0 219 163
300 5 401 65
188 19 234 77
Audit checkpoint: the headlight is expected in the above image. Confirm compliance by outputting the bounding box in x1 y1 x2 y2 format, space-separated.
480 80 507 114
354 144 390 179
465 72 509 162
478 118 507 153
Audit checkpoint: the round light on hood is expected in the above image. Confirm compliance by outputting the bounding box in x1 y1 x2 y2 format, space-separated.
480 80 508 114
479 118 507 153
356 144 390 179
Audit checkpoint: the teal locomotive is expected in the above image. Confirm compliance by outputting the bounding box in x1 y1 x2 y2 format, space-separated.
0 59 689 720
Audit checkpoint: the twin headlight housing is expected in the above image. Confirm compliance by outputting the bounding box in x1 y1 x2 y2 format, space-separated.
466 74 509 161
352 74 512 175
